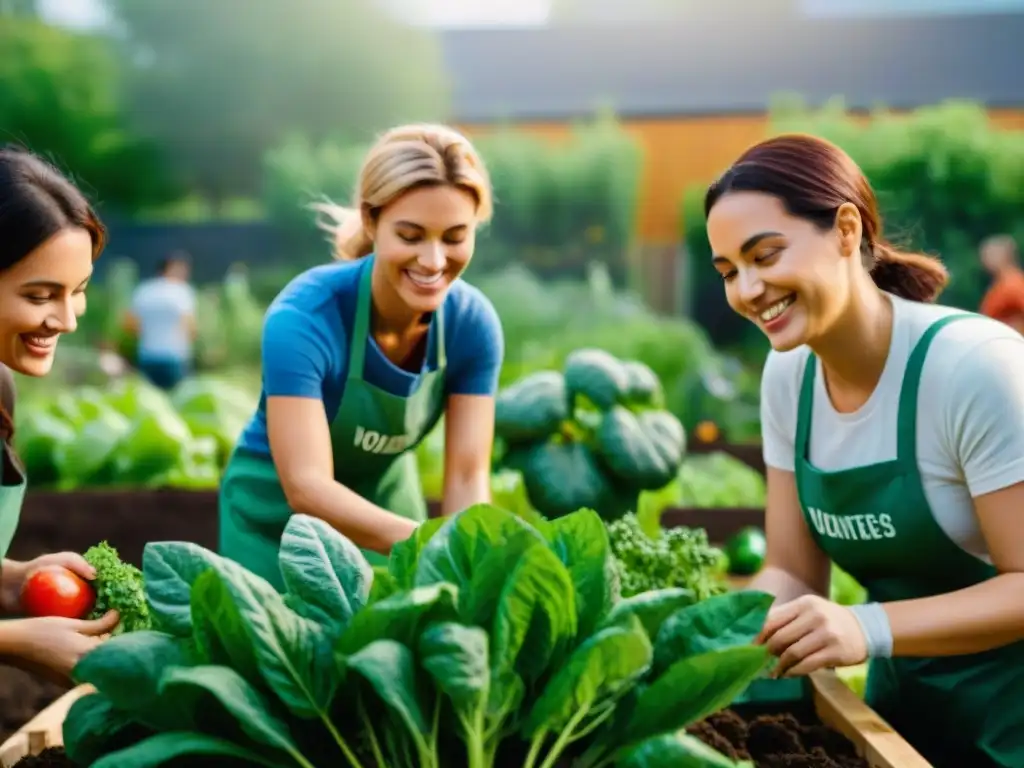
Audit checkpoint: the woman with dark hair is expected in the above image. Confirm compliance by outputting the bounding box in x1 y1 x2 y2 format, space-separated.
706 133 1024 767
0 146 119 680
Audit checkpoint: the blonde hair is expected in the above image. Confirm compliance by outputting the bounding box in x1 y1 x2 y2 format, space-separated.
311 123 493 261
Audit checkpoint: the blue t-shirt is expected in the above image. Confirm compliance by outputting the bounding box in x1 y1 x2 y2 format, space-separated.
236 258 504 456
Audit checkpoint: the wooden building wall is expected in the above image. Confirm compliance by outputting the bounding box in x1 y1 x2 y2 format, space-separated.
461 107 1024 247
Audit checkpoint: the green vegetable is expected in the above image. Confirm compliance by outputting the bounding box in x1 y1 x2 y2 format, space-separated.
724 527 767 577
13 375 256 491
494 370 568 444
83 541 150 635
830 564 867 606
66 504 773 768
837 662 868 699
495 348 687 522
676 452 767 509
521 441 623 519
565 347 631 411
597 406 686 491
621 359 664 408
608 512 728 601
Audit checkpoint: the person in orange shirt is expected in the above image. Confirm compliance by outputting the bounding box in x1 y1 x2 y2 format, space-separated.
979 235 1024 334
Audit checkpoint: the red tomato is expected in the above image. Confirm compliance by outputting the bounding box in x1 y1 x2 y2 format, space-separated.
20 565 96 619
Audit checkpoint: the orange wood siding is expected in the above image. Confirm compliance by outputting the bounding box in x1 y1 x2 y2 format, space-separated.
460 108 1024 245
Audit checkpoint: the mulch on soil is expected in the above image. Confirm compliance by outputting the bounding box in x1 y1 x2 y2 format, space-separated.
690 709 868 768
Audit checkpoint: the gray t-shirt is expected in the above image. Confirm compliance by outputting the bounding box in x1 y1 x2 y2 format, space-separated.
761 292 1024 564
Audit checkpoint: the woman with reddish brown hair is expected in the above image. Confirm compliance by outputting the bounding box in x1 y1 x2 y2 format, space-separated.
0 146 119 680
706 134 1024 767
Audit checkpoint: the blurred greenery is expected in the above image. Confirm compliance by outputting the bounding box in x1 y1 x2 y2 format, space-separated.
263 110 644 283
0 17 178 213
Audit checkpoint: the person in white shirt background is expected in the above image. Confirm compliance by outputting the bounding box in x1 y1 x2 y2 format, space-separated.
124 251 197 391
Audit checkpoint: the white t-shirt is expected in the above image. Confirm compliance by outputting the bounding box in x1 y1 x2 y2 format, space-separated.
761 292 1024 564
130 277 197 360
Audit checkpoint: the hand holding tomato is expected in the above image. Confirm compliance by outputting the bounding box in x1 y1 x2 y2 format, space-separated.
1 552 97 616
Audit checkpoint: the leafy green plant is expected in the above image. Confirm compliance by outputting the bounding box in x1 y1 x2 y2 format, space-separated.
495 349 687 522
64 504 774 767
83 541 150 634
607 513 727 601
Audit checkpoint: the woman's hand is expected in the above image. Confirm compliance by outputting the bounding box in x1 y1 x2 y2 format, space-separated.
1 552 97 615
3 611 120 683
756 595 868 677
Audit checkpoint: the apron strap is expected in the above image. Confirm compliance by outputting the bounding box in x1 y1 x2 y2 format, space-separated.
794 351 817 464
433 303 446 369
895 313 972 461
347 257 449 378
0 364 14 443
347 260 374 381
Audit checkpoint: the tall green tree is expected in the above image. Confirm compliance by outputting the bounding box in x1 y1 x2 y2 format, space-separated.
104 0 451 205
0 18 178 213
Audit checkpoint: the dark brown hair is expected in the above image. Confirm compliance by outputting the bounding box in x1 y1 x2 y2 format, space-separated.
0 145 106 442
704 134 948 303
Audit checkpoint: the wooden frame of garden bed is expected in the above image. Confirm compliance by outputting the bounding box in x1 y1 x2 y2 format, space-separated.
0 672 931 768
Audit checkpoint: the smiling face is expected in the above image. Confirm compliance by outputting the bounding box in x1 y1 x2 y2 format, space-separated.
367 183 479 316
707 191 862 352
0 228 93 376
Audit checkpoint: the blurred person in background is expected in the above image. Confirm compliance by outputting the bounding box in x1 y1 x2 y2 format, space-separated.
218 124 504 589
979 234 1024 334
707 134 1024 767
124 251 197 390
0 146 120 681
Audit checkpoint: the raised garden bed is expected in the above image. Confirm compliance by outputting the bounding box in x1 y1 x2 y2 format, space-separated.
0 672 931 768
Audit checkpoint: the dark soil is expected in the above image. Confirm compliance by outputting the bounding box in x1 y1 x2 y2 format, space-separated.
1 489 219 745
689 709 869 768
12 747 68 766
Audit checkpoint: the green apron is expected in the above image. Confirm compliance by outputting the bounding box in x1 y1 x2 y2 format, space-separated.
0 447 25 561
218 258 446 589
0 364 25 562
794 314 1024 768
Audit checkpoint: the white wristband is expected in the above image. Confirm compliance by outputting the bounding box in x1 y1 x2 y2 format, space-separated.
848 602 893 658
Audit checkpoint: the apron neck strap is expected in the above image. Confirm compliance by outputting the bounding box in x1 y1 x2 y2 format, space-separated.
895 313 970 458
433 307 446 369
348 260 374 379
794 312 972 466
795 352 816 462
347 258 449 379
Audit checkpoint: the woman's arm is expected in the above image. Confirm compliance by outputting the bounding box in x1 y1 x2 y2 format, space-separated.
881 335 1024 656
440 394 495 516
437 289 504 516
267 395 417 553
748 467 831 603
884 482 1024 657
259 302 417 553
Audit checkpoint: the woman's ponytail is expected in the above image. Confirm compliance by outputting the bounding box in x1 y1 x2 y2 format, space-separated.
869 242 949 303
310 202 374 261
